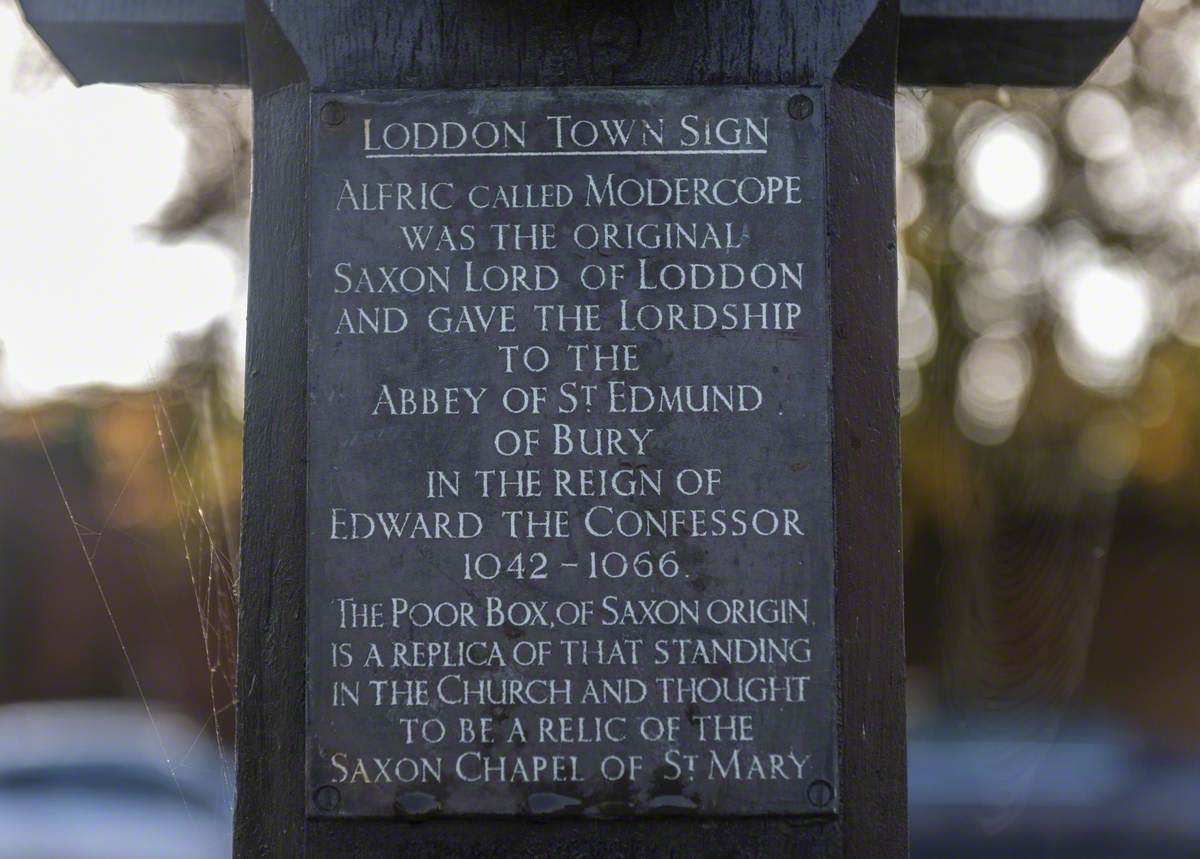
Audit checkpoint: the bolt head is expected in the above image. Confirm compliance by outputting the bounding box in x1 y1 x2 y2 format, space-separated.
807 779 834 808
321 101 347 127
787 94 814 121
314 785 341 811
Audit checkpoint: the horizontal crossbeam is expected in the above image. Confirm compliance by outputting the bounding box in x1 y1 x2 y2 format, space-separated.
19 0 245 86
19 0 1142 88
899 0 1144 86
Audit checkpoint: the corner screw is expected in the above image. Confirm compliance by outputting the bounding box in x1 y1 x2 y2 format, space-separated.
321 101 347 127
807 780 834 809
787 94 814 121
314 785 341 811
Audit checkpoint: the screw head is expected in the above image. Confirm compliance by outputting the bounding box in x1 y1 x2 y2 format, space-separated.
314 785 341 811
787 94 814 121
320 101 347 127
807 780 834 808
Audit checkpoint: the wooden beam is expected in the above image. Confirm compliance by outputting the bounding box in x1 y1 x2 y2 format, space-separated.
899 0 1143 87
17 0 245 86
19 1 1141 90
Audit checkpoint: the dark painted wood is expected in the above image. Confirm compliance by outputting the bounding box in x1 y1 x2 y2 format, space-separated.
18 0 245 85
899 0 1143 86
829 5 907 854
18 0 1142 88
233 4 307 858
263 0 877 91
234 85 308 853
238 0 906 856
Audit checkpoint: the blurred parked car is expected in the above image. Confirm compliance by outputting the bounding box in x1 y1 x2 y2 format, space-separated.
0 701 231 859
909 716 1200 858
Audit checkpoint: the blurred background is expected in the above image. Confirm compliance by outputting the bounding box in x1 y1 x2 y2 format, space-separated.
0 0 1198 856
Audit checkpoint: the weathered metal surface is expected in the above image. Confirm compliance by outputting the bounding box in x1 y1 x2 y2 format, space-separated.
305 86 836 819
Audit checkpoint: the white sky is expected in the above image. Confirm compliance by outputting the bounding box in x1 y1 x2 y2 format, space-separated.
0 1 246 406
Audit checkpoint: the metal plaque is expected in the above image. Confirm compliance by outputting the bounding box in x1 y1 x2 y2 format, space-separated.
306 87 835 818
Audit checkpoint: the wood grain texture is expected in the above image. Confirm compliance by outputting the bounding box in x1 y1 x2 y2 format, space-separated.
830 4 908 856
233 79 308 857
264 0 881 90
17 0 1141 87
232 80 309 858
237 1 905 856
234 3 308 856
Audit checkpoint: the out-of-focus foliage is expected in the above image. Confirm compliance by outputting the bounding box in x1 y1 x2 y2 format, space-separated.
0 324 241 742
901 0 1200 747
150 89 250 246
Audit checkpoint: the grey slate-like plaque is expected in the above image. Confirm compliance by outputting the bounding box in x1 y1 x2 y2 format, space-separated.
305 87 835 818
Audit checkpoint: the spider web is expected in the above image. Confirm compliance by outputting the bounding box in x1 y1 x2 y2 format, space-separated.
27 372 242 817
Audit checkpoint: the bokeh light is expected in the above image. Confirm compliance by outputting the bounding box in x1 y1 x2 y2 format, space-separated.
1055 260 1154 390
1065 88 1133 162
959 115 1053 223
954 330 1033 444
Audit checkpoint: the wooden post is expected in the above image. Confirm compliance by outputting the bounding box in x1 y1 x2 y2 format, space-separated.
13 1 1143 857
240 2 902 855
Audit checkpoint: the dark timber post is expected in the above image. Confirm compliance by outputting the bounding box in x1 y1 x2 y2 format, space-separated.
236 3 902 855
15 1 1143 857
